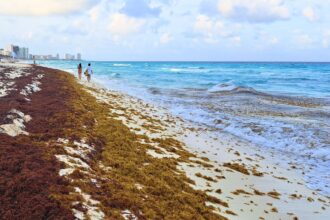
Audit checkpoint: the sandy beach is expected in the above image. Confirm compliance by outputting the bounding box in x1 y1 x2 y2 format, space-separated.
82 74 330 220
0 62 329 220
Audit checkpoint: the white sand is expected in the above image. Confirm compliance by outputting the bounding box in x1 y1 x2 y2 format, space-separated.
73 187 105 220
55 138 105 220
0 109 31 137
0 63 43 136
20 74 43 99
122 209 138 220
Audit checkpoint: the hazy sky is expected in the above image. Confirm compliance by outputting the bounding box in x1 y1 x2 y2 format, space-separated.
0 0 329 61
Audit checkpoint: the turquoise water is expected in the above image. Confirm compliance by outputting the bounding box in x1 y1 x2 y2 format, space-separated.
38 61 330 98
37 60 330 195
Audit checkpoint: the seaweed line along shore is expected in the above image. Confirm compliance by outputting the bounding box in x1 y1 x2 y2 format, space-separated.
0 62 329 220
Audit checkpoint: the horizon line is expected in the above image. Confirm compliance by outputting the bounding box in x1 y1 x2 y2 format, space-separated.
77 60 330 63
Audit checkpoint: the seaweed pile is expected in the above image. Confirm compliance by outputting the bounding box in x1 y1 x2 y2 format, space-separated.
0 64 227 219
0 64 74 219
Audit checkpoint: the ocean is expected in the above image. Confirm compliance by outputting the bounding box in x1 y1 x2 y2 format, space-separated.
37 60 330 196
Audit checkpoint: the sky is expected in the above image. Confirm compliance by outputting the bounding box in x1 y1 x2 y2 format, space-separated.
0 0 329 61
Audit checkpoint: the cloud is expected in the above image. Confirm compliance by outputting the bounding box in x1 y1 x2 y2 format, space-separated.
194 15 214 33
231 36 241 45
322 30 330 48
159 33 172 44
59 19 89 36
269 36 279 45
0 0 98 16
193 15 238 44
89 6 102 22
120 0 161 18
302 6 317 22
218 0 290 23
295 34 314 48
108 13 145 41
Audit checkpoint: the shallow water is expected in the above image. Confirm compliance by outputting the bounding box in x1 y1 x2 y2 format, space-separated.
37 61 330 196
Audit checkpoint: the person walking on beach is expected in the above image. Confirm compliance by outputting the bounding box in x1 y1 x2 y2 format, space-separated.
77 63 82 80
85 63 93 82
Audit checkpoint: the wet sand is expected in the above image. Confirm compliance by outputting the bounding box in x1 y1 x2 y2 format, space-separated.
0 62 329 220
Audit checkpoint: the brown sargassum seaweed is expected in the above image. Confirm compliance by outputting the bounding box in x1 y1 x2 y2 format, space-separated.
0 66 75 219
1 65 228 219
63 69 228 219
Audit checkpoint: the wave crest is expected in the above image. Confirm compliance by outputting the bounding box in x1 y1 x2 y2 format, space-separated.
113 64 131 67
208 82 257 94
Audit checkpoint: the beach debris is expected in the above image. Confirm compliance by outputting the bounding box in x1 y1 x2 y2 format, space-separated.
223 162 250 175
216 189 222 194
252 168 264 177
267 190 281 199
271 207 278 213
225 210 237 216
253 189 266 196
232 189 252 196
195 172 218 182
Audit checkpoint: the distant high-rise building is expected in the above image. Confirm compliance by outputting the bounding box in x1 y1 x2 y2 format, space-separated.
5 44 14 53
77 53 82 60
10 45 20 58
0 49 9 57
5 44 29 59
56 54 60 60
65 53 75 60
21 47 29 59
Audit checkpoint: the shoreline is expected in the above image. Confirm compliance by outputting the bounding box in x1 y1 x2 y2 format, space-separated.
1 62 329 219
86 66 330 197
79 77 330 219
84 69 330 194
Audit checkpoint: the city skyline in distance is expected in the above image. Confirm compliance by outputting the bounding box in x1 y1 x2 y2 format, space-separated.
0 43 82 61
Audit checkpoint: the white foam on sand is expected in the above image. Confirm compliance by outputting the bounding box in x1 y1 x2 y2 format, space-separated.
208 82 237 92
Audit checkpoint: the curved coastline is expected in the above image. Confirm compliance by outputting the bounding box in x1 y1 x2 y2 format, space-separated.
2 62 329 219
